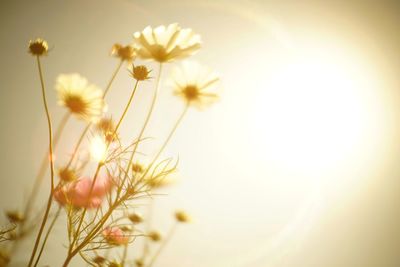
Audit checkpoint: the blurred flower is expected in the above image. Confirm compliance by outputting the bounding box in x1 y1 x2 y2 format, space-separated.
128 212 143 224
129 64 151 81
171 61 219 109
54 176 112 209
96 117 117 143
148 230 162 242
145 176 175 189
102 227 129 246
133 23 201 62
119 225 133 232
174 210 191 223
56 73 105 122
135 259 144 267
131 161 146 174
111 43 136 62
0 249 10 266
58 167 77 182
108 261 123 267
92 256 106 265
5 210 24 223
28 38 48 56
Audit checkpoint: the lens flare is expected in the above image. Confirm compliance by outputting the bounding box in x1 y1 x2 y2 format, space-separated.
90 135 107 163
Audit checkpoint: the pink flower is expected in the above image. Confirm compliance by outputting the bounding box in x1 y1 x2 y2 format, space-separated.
54 176 113 209
102 227 129 245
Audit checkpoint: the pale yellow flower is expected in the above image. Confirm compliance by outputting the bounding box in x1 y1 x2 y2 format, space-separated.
56 74 105 122
171 61 219 109
111 43 136 62
133 23 201 62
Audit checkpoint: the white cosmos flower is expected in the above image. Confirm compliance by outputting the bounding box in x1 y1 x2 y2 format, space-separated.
55 73 105 122
133 23 201 63
171 61 219 109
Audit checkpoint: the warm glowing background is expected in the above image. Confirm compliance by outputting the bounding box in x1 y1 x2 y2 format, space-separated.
1 0 400 266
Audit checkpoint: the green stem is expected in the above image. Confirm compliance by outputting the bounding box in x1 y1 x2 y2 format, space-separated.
28 56 56 267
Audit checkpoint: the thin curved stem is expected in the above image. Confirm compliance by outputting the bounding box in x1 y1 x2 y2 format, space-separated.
103 59 123 98
65 123 91 169
141 198 154 261
137 103 189 193
146 223 178 267
121 243 129 266
147 104 189 172
33 207 61 267
139 104 188 261
24 112 70 219
28 56 56 267
113 80 139 135
9 112 70 257
121 63 163 196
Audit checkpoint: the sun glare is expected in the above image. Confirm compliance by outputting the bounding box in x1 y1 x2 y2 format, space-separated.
90 135 107 163
251 45 385 183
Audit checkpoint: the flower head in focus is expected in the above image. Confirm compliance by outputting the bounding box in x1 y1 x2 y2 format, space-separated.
171 61 219 109
102 226 129 246
28 38 48 56
56 73 105 122
129 64 151 81
54 176 113 209
111 43 136 62
133 23 201 62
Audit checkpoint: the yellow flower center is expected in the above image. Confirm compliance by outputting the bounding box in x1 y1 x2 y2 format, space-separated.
65 95 87 114
152 45 168 62
183 85 199 101
58 168 77 182
132 65 150 81
118 46 135 61
29 41 48 56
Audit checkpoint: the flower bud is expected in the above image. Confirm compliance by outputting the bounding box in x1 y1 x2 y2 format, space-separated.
174 210 191 223
28 38 48 56
128 212 143 224
148 231 161 242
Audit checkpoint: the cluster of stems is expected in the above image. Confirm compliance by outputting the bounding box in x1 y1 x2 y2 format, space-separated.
14 55 189 267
